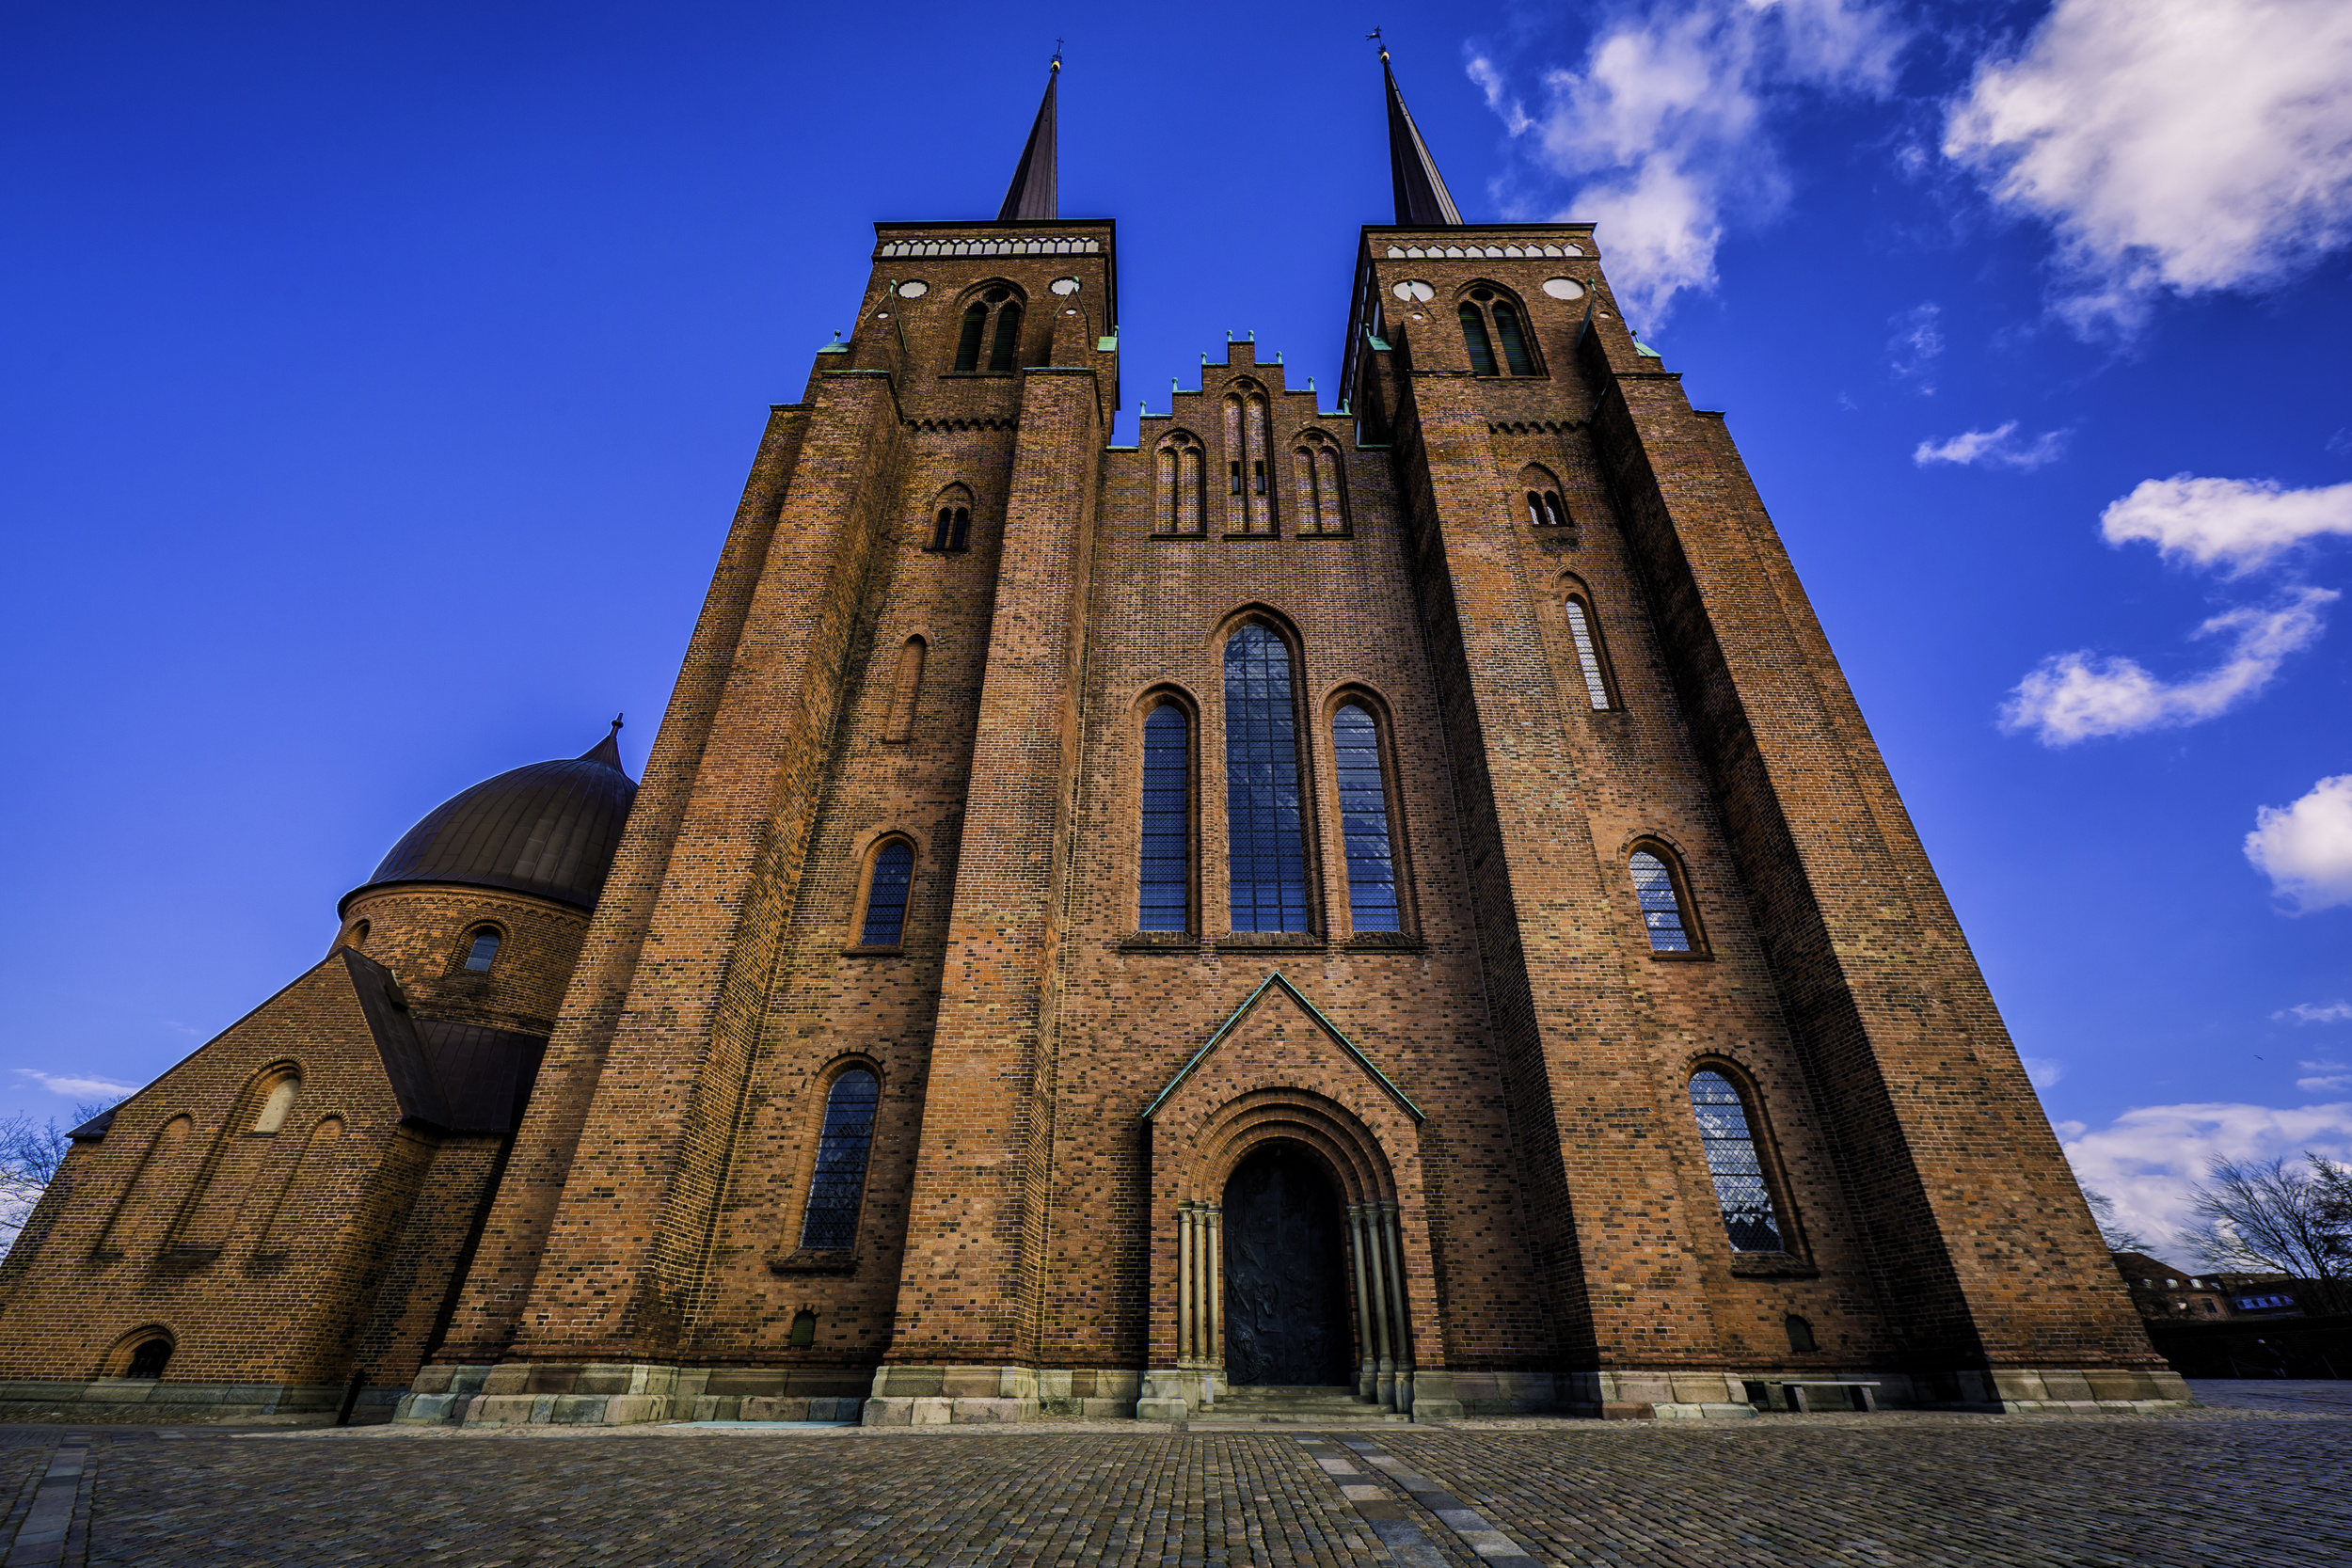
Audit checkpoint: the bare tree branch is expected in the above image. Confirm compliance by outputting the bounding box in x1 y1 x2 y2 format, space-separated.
2082 1188 2148 1253
2179 1154 2352 1314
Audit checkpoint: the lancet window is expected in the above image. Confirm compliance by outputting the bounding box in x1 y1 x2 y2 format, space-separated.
857 840 914 946
884 637 925 742
1688 1069 1787 1252
1629 845 1697 952
799 1068 880 1251
1139 702 1191 931
1459 285 1538 376
1224 625 1310 932
1332 703 1400 932
1222 382 1273 533
954 285 1025 373
462 926 501 974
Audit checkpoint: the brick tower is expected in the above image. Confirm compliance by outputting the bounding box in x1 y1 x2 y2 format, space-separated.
0 53 2183 1429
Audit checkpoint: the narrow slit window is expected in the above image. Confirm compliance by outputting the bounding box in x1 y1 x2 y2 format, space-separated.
949 507 970 550
885 638 925 742
859 841 914 946
1459 304 1497 375
799 1069 880 1250
464 927 501 973
1543 492 1567 529
1230 460 1242 494
1252 459 1265 496
1565 599 1612 709
1333 704 1401 932
987 301 1023 371
1139 705 1190 932
954 304 987 372
1527 490 1545 528
1224 626 1311 933
1494 302 1534 375
1629 848 1691 950
931 508 955 549
1689 1070 1787 1252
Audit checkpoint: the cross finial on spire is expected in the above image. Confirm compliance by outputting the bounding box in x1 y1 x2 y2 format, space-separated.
997 56 1060 221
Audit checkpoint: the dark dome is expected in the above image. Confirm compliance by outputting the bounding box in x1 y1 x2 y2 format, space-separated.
344 727 638 913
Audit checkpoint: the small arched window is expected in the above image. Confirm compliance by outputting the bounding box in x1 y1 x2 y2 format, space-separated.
1564 594 1614 710
252 1075 301 1133
1526 490 1568 528
1332 704 1401 933
954 303 988 372
1785 1313 1816 1353
463 926 501 973
125 1337 174 1380
988 299 1023 372
1629 847 1694 951
799 1069 880 1250
858 840 914 947
1688 1069 1787 1252
1139 703 1191 932
788 1309 818 1348
1461 287 1539 376
344 919 370 950
1222 383 1272 533
930 505 971 550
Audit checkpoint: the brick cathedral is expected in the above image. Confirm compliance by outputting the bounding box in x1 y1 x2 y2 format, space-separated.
0 56 2184 1426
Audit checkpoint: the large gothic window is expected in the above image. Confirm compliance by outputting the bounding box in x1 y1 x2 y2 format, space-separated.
955 286 1024 372
1332 704 1401 932
1224 626 1310 932
1460 285 1539 376
1140 703 1190 931
1688 1069 1787 1252
799 1069 881 1250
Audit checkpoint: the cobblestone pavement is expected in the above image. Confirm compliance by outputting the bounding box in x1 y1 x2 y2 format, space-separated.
0 1394 2341 1566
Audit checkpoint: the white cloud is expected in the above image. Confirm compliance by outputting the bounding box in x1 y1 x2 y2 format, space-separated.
2021 1055 2065 1088
2059 1099 2352 1250
1887 303 1942 388
2246 773 2352 911
12 1069 135 1101
1998 587 2335 744
2277 1001 2352 1024
1944 0 2352 333
1470 0 1904 327
1914 420 2070 470
2100 475 2352 577
2297 1060 2352 1092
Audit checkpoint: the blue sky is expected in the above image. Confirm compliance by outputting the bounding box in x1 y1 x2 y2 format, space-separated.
5 0 2349 1252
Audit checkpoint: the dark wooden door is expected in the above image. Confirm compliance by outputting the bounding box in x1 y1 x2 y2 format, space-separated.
1221 1144 1348 1386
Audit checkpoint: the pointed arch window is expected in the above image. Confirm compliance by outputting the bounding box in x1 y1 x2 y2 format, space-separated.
1688 1069 1787 1252
799 1068 880 1251
1333 704 1401 932
930 505 971 551
1563 590 1614 710
954 286 1025 372
1460 286 1540 376
1629 845 1699 953
1225 626 1311 932
1140 703 1191 931
884 637 925 742
1222 383 1273 533
1293 433 1349 534
857 840 914 947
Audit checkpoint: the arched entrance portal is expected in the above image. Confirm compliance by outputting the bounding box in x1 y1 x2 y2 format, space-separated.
1221 1143 1350 1386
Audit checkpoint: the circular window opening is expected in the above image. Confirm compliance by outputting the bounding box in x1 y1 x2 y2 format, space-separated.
895 279 929 298
1542 277 1586 300
985 287 1009 304
1471 288 1495 302
1049 276 1081 295
1390 279 1434 303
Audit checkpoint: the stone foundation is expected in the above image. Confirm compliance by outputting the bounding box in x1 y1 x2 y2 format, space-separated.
861 1365 1144 1424
394 1361 873 1426
0 1378 401 1427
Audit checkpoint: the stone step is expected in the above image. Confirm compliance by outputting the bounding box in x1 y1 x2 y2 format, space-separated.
1206 1385 1409 1422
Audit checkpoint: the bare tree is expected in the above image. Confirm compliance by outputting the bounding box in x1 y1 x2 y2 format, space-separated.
2179 1154 2352 1314
0 1101 112 1255
2082 1188 2148 1253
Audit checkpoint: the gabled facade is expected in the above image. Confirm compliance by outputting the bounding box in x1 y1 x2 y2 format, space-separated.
0 56 2184 1428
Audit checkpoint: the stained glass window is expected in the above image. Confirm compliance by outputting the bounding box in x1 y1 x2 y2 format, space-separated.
1565 599 1611 709
1688 1070 1785 1252
1333 704 1400 932
799 1069 880 1250
1140 705 1189 931
1225 626 1310 932
859 841 914 946
1629 848 1691 951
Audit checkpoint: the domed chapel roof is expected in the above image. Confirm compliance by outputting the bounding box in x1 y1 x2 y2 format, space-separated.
344 721 638 913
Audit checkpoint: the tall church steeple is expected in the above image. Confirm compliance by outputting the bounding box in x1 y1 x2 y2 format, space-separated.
1380 47 1462 226
997 55 1059 222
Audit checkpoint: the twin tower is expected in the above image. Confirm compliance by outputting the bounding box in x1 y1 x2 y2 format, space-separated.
0 57 2180 1426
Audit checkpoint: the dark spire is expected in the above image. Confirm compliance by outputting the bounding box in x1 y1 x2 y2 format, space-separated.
580 714 627 774
997 55 1059 222
1380 46 1463 227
